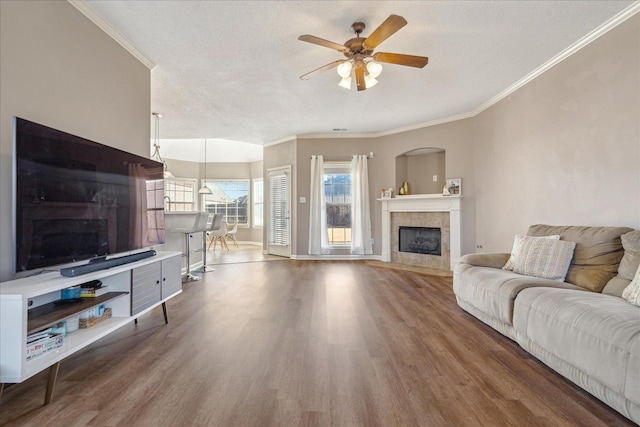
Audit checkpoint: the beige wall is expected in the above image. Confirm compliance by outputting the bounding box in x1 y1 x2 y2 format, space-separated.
266 15 639 261
296 138 376 255
473 14 640 253
293 121 475 256
0 1 151 281
4 1 635 272
374 120 477 256
405 151 446 195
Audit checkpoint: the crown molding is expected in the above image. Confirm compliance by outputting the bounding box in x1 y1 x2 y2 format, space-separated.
265 1 640 145
286 111 476 141
67 0 155 70
263 135 297 147
68 0 639 145
469 1 640 117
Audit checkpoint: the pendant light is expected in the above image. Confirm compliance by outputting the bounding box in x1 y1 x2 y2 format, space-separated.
151 112 174 178
198 138 212 194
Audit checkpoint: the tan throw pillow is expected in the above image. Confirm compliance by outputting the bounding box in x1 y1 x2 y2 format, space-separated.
619 231 640 281
513 237 576 281
622 264 640 306
503 234 560 271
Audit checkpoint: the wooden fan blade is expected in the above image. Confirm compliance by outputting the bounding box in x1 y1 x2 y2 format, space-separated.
299 60 346 80
298 35 349 53
373 52 429 68
363 15 407 50
355 65 366 91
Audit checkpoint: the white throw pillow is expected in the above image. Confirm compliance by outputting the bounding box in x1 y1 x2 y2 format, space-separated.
622 264 640 307
503 234 560 271
513 237 576 281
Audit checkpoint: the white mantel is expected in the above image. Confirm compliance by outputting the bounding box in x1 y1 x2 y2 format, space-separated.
380 195 462 270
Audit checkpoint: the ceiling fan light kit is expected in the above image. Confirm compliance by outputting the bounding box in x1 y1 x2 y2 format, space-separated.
298 14 428 92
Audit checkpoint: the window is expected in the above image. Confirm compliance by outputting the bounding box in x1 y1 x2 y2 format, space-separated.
165 178 197 211
202 179 249 225
253 178 264 228
324 163 351 246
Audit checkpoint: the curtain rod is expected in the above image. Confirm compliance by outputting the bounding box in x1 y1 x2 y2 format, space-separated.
310 153 374 160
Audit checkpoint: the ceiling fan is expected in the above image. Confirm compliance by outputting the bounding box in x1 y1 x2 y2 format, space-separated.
298 14 428 91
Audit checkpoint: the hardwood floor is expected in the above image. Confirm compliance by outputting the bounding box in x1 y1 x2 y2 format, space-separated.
206 244 285 265
0 261 635 426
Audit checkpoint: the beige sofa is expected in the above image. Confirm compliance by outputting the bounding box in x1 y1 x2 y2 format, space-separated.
453 225 640 424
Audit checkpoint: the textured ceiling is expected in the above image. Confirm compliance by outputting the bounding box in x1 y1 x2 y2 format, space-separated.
82 0 634 160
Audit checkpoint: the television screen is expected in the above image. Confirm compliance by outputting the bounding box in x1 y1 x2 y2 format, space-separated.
13 117 165 273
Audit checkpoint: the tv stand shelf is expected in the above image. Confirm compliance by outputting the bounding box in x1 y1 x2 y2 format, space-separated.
27 292 128 335
0 251 182 405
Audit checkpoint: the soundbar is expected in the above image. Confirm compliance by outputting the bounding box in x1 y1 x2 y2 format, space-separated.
60 250 157 277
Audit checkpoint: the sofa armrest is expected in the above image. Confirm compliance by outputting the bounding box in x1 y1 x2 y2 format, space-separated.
459 253 510 269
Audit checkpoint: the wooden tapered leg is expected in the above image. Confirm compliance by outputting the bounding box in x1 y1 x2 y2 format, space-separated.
0 383 4 402
162 302 168 324
44 362 60 405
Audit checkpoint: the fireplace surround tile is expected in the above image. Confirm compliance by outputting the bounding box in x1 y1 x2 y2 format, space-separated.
380 195 461 271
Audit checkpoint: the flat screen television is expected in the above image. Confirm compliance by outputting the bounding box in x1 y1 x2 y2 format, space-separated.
13 117 165 273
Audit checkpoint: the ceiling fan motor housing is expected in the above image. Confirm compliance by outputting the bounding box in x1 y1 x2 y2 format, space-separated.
343 38 373 57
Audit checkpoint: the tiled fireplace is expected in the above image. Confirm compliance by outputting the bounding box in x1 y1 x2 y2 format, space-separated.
380 195 461 270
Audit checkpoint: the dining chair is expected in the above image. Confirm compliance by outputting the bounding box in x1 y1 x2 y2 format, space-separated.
208 219 229 251
225 221 239 247
205 213 220 249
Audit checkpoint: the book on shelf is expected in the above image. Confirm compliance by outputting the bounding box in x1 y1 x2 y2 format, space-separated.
80 286 110 297
27 328 53 344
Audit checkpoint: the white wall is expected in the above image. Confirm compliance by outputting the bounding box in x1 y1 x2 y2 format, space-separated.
0 1 151 281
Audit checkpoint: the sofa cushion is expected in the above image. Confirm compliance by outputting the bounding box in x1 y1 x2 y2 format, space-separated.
460 252 511 269
527 225 633 292
453 263 581 326
619 231 640 281
513 237 575 281
514 287 640 404
602 276 632 297
503 234 559 271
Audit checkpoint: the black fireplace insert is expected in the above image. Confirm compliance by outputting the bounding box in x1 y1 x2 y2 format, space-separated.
399 226 441 256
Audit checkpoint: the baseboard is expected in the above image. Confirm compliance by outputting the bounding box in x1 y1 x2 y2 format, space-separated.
236 241 263 246
290 254 383 261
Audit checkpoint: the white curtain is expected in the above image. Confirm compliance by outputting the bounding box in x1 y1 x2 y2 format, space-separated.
309 155 330 255
351 155 372 255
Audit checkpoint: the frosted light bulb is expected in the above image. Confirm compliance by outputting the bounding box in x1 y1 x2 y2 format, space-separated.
338 77 352 89
366 61 382 78
337 62 353 78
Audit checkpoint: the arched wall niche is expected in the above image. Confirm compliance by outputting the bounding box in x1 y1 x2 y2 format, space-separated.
395 147 445 195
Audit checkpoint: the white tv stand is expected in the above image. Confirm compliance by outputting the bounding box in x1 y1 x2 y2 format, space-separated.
0 251 182 404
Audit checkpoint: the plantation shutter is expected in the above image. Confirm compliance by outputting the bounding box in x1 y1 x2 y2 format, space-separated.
269 170 289 246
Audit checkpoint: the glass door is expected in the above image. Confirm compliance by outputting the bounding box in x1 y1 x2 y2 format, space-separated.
267 166 291 257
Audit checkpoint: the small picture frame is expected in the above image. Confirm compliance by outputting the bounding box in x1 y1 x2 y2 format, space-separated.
444 178 461 196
